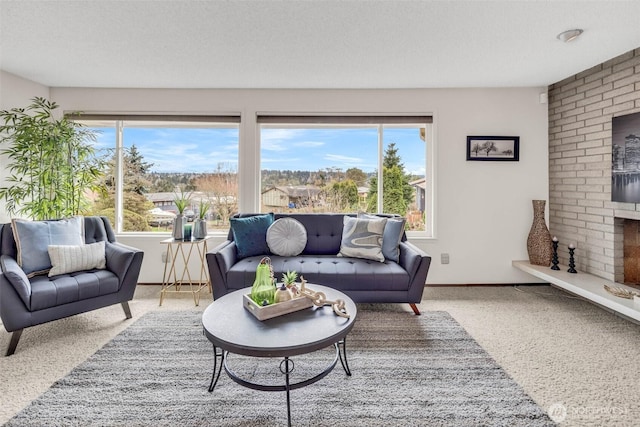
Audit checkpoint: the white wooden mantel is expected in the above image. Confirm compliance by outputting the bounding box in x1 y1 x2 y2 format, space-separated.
512 260 640 323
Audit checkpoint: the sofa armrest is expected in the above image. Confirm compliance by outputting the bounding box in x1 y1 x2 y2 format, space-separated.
398 241 432 302
0 255 32 309
105 242 144 298
206 240 237 299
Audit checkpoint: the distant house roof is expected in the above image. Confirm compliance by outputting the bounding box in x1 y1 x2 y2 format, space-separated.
262 186 322 197
145 192 175 203
145 191 216 204
409 178 426 190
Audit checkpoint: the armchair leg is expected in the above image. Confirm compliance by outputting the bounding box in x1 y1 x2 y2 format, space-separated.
6 329 23 356
409 303 421 315
121 301 132 319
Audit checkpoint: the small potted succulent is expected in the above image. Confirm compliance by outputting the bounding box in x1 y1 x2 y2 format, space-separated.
193 199 211 239
172 189 192 240
282 270 299 295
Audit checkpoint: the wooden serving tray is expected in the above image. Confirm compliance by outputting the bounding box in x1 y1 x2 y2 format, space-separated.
243 293 313 321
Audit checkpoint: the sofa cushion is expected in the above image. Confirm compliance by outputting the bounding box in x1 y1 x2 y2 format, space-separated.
358 213 406 262
29 269 120 311
339 216 387 262
48 241 106 277
11 216 85 278
276 213 344 255
230 213 274 259
267 218 307 256
226 255 410 293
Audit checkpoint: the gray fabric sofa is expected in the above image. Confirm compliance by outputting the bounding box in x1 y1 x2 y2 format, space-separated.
206 213 431 314
0 216 144 356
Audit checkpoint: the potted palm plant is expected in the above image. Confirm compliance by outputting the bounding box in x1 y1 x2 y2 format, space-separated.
0 97 105 220
172 189 191 240
193 199 211 239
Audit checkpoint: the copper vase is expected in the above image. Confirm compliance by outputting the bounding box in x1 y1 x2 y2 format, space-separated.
527 200 552 266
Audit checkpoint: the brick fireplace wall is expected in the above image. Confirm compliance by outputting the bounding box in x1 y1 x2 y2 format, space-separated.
548 48 640 282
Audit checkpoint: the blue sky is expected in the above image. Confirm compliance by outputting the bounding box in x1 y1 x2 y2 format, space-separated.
93 126 426 176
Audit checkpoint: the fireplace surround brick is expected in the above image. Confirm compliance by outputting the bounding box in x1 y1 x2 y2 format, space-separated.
548 48 640 283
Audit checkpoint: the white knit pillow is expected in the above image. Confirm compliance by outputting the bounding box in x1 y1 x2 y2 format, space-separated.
47 241 106 277
266 218 307 257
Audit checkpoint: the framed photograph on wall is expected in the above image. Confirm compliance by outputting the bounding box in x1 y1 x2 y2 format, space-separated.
612 112 640 203
466 136 520 161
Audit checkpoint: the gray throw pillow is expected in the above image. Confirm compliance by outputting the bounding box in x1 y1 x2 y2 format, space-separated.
267 218 307 257
358 212 406 262
11 216 85 277
339 216 387 262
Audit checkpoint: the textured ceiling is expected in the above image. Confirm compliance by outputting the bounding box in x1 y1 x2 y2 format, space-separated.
1 0 640 89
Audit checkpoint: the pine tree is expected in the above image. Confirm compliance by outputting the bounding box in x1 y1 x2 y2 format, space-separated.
94 144 154 231
366 143 414 215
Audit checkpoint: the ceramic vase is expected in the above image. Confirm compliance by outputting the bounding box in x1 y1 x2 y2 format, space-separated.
251 257 276 305
172 214 185 240
527 200 552 266
193 218 207 239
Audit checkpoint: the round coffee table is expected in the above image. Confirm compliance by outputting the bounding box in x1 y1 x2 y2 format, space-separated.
202 285 357 426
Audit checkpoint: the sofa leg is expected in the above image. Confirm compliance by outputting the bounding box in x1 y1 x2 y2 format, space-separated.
121 301 132 319
6 329 23 356
409 303 421 315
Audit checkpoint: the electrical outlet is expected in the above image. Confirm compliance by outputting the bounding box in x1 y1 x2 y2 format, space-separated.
441 253 450 264
161 252 170 263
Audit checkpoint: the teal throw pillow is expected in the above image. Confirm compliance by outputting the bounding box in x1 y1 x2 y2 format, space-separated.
11 216 85 277
230 213 275 259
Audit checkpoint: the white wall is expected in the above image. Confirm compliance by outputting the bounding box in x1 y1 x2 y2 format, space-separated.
8 86 549 284
0 71 50 223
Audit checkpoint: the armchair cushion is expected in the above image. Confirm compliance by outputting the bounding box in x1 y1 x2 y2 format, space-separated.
11 217 84 278
48 241 106 277
30 270 120 311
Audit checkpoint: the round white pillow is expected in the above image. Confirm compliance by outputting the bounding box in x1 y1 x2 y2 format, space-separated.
266 218 307 257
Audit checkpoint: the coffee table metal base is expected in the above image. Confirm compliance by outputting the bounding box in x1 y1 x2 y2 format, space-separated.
208 339 351 426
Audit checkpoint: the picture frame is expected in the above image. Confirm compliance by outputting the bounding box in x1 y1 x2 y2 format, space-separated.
612 112 640 202
466 136 520 161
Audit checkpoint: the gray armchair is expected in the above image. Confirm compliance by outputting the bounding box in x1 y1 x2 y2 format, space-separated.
0 216 144 356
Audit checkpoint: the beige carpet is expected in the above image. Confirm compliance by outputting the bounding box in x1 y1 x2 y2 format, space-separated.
1 285 639 426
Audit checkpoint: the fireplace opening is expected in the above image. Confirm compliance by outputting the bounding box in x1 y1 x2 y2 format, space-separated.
623 219 640 287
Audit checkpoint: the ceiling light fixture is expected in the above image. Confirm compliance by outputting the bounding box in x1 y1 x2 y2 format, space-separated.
557 29 583 43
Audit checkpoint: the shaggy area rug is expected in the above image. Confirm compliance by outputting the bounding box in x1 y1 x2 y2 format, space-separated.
5 309 553 426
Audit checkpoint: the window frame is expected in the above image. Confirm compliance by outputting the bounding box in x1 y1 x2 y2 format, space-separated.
257 115 434 237
72 113 435 238
73 115 240 234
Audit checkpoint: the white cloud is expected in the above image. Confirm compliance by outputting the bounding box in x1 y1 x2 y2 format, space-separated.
261 129 307 152
293 141 324 147
324 154 364 165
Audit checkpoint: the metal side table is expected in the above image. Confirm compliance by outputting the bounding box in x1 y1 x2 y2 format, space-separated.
159 236 211 306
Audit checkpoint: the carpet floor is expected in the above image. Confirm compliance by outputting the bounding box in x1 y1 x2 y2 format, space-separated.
4 309 552 426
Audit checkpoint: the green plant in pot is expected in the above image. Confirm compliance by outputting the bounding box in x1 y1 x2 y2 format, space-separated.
282 270 299 295
172 189 191 240
193 198 210 239
0 97 105 220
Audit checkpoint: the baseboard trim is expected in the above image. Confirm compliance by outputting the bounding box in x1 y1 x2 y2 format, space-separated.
426 283 549 287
